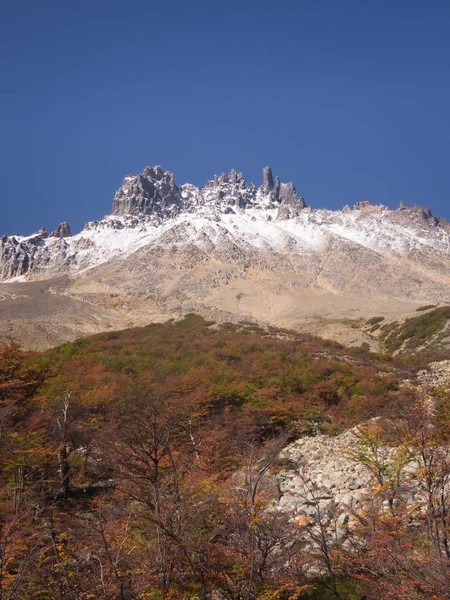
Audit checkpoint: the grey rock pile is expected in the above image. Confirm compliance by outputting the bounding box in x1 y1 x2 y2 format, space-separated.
418 360 450 388
277 430 373 521
274 425 445 536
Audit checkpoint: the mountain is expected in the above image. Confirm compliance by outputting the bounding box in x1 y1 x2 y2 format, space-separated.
0 166 307 281
1 165 450 350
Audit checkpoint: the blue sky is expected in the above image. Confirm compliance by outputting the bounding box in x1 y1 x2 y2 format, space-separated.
1 0 450 235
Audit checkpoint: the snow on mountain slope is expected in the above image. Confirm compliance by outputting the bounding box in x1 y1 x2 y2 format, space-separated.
1 165 449 282
1 204 448 283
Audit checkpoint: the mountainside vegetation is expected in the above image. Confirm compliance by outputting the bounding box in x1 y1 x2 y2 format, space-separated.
0 315 449 599
377 306 450 355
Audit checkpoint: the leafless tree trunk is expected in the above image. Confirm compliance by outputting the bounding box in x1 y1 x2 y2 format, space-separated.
56 392 72 498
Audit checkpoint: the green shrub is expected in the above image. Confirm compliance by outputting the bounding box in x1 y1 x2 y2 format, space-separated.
415 304 437 312
366 316 385 326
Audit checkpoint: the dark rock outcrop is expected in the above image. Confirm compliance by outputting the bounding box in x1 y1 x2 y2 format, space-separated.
262 166 275 192
51 222 72 238
111 166 181 218
274 178 306 212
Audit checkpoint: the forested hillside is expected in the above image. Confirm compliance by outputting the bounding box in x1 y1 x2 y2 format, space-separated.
0 315 449 599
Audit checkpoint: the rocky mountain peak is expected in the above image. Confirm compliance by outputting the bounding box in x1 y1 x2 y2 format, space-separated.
411 204 440 228
393 203 447 230
50 222 72 238
204 169 248 190
35 227 48 238
110 165 308 218
202 169 256 210
141 165 165 179
111 166 180 218
274 178 306 209
354 201 379 211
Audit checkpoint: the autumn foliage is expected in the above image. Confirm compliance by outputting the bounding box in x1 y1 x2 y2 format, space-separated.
0 315 448 598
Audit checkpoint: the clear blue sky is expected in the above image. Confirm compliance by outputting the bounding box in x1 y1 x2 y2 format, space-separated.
1 0 450 235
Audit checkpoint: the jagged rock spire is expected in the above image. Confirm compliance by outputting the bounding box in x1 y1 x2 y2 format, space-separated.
262 166 275 192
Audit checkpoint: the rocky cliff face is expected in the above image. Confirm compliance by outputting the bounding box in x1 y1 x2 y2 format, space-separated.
111 166 181 218
0 224 73 280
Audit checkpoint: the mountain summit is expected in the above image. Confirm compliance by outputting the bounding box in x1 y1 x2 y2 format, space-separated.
111 165 307 219
0 165 449 350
